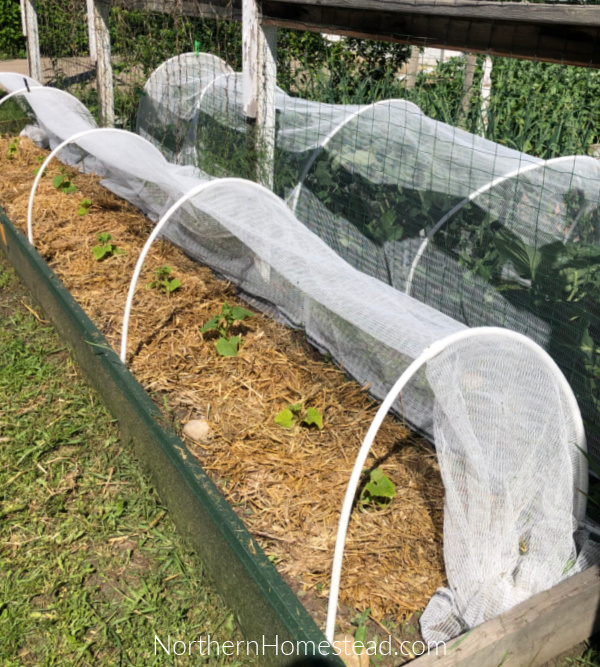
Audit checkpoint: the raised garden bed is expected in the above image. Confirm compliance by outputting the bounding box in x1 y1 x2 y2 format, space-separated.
1 134 599 667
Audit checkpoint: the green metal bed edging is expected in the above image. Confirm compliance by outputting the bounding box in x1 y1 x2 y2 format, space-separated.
0 209 344 667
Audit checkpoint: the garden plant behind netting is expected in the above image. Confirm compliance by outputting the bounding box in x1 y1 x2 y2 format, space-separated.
136 41 600 464
3 1 600 648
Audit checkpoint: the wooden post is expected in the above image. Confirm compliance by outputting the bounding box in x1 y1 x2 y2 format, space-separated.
405 46 420 90
479 55 493 136
92 0 114 127
87 0 98 64
23 0 42 83
20 0 27 36
243 0 277 189
460 53 477 119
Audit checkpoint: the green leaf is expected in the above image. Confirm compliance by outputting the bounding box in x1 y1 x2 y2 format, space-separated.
166 278 181 293
302 407 323 430
201 316 221 333
63 183 77 194
92 245 107 261
288 402 303 415
231 306 254 321
275 408 295 429
355 624 367 646
215 336 240 357
52 174 66 189
364 474 396 500
97 232 112 244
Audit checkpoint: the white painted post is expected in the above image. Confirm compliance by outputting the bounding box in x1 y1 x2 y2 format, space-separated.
461 53 477 119
479 56 493 136
23 0 42 83
20 0 27 36
405 47 420 90
87 0 98 64
242 0 277 189
92 0 114 127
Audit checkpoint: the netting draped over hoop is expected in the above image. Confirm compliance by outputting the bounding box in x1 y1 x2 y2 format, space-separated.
417 333 596 642
137 53 600 466
2 61 600 644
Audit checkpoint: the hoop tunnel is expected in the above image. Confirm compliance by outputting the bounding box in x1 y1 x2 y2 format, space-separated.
325 326 589 643
26 127 165 245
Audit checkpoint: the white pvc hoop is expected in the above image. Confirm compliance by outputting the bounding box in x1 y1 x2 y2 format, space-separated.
120 176 293 363
26 127 162 245
404 155 579 296
287 98 411 215
325 325 588 643
0 84 90 114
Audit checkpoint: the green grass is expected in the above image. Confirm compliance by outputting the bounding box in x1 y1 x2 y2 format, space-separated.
0 254 258 666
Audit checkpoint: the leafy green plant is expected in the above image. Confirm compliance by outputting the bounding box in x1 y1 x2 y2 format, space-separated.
146 265 181 294
92 232 126 261
6 137 18 159
359 468 396 508
77 198 92 216
200 301 253 357
52 170 77 194
274 402 323 430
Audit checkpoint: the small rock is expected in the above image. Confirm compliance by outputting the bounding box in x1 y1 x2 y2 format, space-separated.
333 634 370 667
183 419 212 443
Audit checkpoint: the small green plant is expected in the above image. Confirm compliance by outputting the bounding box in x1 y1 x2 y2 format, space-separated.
274 402 323 430
359 468 396 508
200 301 253 357
92 232 126 261
33 155 45 176
77 199 92 216
7 137 18 159
52 169 77 194
146 265 181 294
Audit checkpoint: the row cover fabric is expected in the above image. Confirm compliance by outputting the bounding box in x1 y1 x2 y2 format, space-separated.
2 68 598 645
137 53 600 466
417 333 597 642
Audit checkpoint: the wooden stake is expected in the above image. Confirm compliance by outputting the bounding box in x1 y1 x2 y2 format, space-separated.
93 0 114 127
405 47 420 90
23 0 41 83
87 0 98 63
460 53 477 119
243 0 277 189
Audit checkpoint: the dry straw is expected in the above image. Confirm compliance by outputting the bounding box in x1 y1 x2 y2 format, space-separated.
0 135 445 633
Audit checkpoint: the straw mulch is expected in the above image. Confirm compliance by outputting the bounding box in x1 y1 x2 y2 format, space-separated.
0 135 446 630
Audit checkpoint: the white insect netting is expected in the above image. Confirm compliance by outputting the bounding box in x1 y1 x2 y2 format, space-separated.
138 52 600 470
2 62 599 644
415 333 596 643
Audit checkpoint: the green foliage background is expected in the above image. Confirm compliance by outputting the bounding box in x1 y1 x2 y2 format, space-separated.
0 0 25 59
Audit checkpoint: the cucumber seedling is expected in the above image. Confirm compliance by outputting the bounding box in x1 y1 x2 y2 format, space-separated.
78 198 92 216
200 301 253 357
359 468 396 509
147 265 181 294
92 232 126 261
52 168 77 194
275 402 323 430
7 138 18 159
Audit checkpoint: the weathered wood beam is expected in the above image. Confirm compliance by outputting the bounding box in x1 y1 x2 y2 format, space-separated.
265 0 600 27
261 2 600 68
410 565 600 667
112 0 600 67
112 0 242 20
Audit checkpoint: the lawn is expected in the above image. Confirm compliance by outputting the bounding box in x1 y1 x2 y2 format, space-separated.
0 253 258 666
